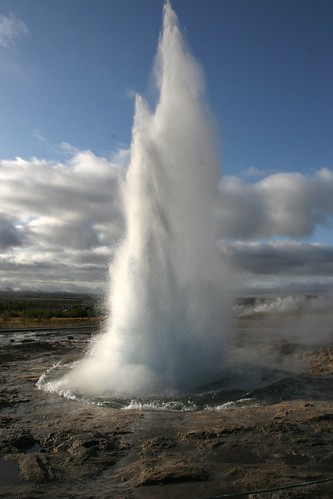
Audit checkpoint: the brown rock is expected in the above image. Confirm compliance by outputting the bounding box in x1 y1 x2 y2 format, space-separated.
19 454 56 482
129 457 210 486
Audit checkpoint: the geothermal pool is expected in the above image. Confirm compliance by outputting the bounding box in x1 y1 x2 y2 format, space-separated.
29 303 333 411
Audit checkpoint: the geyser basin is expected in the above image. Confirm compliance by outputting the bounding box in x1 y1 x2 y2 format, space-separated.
37 355 306 411
39 3 235 400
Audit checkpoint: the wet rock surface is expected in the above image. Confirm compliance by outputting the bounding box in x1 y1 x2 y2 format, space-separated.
1 326 333 498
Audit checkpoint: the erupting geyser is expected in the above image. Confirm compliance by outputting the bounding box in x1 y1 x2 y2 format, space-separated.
42 3 235 398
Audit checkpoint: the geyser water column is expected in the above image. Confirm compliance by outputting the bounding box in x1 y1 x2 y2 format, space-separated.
52 3 234 397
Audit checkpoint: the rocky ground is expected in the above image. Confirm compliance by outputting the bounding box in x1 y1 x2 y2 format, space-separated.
1 323 333 498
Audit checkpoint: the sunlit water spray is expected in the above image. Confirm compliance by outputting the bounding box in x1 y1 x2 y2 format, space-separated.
39 3 236 402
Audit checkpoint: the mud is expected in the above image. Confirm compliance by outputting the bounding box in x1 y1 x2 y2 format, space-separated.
1 323 333 498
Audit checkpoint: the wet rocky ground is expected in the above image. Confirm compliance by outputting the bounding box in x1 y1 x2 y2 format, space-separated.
1 322 333 498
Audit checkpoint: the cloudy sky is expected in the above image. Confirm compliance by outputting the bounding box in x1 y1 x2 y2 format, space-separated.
0 0 333 294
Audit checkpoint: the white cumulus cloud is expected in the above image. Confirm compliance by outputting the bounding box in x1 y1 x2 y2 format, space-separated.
217 169 333 239
0 149 332 293
0 150 126 292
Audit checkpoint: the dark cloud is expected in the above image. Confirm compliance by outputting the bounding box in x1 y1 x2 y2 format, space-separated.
0 214 23 248
225 241 333 277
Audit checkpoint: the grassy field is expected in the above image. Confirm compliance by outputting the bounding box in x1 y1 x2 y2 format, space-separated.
0 291 106 328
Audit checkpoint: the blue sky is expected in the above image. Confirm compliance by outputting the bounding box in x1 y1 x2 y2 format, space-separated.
1 0 332 173
0 0 333 293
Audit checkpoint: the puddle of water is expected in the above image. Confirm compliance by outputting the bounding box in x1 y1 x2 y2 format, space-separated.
26 443 42 453
0 457 22 486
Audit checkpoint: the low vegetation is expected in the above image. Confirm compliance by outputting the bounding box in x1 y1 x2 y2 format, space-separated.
0 292 106 328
